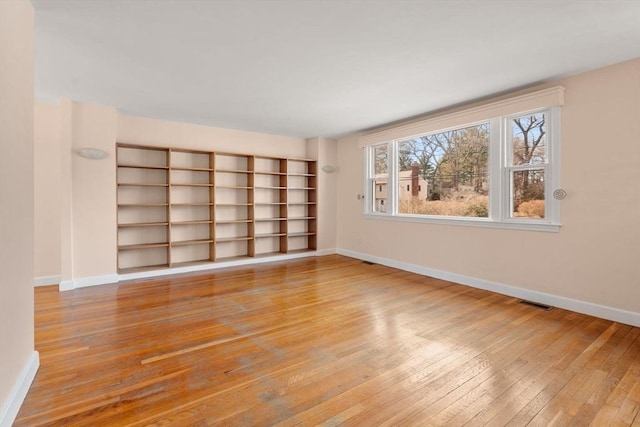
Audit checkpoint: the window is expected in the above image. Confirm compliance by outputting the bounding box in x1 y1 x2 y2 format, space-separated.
509 113 547 219
369 144 388 213
362 87 563 231
397 122 489 217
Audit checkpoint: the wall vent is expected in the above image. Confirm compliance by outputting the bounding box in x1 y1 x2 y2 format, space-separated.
519 299 553 310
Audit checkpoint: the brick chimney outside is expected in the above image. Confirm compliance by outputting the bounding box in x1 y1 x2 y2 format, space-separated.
411 163 419 197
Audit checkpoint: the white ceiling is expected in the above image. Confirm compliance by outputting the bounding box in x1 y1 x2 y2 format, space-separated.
32 0 640 138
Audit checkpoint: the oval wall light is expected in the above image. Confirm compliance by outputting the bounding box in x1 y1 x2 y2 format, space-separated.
321 165 336 173
77 148 109 160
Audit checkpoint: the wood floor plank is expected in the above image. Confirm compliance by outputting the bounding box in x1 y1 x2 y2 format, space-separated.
14 255 640 426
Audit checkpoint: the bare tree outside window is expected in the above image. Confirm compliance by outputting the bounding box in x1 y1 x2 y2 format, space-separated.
397 123 490 217
511 113 546 218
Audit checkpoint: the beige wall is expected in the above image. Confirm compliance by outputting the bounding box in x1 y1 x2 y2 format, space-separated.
55 101 119 285
34 103 61 279
118 114 306 158
306 137 338 251
337 58 640 316
71 103 119 279
0 0 36 420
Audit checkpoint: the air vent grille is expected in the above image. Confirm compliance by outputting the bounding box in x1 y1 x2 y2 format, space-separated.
519 300 553 310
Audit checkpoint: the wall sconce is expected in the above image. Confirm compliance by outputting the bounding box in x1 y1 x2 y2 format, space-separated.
321 165 336 173
76 148 109 160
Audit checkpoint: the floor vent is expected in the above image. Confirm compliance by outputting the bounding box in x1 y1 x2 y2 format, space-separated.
362 261 376 265
519 299 553 310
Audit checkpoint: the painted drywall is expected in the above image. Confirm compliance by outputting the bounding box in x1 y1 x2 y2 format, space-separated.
34 103 62 280
59 100 74 284
336 58 640 316
307 137 338 251
55 101 119 286
71 103 119 279
118 114 306 158
0 0 37 424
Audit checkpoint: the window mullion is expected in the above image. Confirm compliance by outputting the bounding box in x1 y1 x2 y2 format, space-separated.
489 117 503 221
389 140 398 215
364 146 372 214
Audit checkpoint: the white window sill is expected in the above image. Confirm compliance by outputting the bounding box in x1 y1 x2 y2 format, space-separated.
364 213 561 233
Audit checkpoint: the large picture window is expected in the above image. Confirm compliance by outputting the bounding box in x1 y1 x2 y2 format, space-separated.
397 122 490 218
363 87 563 231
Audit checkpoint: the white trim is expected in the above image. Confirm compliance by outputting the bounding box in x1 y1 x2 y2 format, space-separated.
0 351 39 427
33 275 61 287
359 86 565 147
389 141 398 215
336 248 640 327
489 117 502 221
58 273 119 291
315 248 337 256
119 251 327 282
59 279 74 291
364 213 560 232
58 251 335 291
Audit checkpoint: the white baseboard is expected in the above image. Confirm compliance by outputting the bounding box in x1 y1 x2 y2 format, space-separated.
59 273 119 291
119 250 327 282
33 275 61 287
337 248 640 327
315 248 337 256
59 251 333 290
0 351 39 427
59 279 74 291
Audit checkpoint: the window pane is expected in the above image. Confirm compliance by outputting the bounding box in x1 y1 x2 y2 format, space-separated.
372 179 387 213
512 170 545 218
397 123 489 217
512 113 546 165
371 144 388 213
373 145 388 176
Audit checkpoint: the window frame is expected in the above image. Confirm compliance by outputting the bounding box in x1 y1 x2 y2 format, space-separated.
364 106 561 232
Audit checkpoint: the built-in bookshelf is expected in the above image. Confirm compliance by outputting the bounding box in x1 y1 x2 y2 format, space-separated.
116 143 317 273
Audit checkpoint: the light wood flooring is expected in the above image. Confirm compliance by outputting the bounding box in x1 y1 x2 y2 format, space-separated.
15 255 640 426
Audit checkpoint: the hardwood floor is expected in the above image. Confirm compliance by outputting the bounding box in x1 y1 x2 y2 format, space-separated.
15 255 640 426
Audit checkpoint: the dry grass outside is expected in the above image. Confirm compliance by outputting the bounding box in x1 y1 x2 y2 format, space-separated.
399 196 489 217
514 199 545 218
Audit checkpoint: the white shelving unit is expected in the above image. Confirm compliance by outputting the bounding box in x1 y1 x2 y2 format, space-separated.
116 144 317 273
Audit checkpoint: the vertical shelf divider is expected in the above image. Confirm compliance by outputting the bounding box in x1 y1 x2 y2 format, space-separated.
307 161 317 251
209 152 216 262
167 148 173 267
280 159 288 253
247 156 256 257
115 144 121 263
